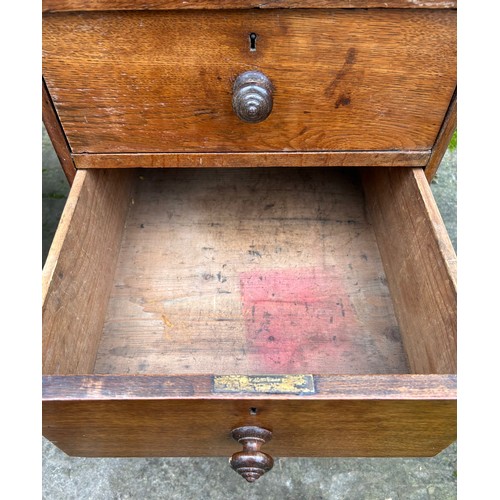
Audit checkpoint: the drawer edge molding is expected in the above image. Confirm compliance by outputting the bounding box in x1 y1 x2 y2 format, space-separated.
42 0 458 12
42 374 457 401
42 171 86 305
73 151 431 169
425 89 457 181
42 78 76 184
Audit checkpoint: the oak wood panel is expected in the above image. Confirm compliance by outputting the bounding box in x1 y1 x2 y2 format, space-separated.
42 9 457 154
42 171 85 305
43 374 456 400
94 168 408 375
43 1 458 12
74 150 430 169
43 397 456 457
425 89 457 181
42 169 134 374
362 168 456 374
42 79 76 183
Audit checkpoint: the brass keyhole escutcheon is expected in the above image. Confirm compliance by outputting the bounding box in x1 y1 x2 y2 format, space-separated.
232 71 274 124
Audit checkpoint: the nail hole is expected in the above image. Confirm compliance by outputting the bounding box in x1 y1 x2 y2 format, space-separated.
249 33 257 52
249 407 258 415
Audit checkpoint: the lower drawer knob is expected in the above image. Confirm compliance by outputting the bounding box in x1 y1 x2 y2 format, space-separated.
229 426 274 482
232 71 273 123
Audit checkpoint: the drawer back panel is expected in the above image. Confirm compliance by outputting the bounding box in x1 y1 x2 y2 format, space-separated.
42 9 456 155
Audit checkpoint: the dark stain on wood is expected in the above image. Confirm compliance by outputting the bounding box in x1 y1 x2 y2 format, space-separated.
248 249 262 257
217 271 227 283
325 48 357 98
383 326 403 343
335 94 351 108
193 109 217 117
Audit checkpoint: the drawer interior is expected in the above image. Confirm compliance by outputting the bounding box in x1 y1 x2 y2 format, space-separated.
42 167 456 377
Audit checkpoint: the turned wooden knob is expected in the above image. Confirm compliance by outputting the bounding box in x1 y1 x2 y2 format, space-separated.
232 71 273 123
229 426 274 482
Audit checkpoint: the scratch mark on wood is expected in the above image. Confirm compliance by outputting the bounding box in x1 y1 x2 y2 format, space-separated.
161 314 174 340
162 314 174 328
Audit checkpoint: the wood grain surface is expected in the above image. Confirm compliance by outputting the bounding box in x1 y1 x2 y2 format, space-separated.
42 79 76 183
42 1 458 12
43 397 456 457
43 169 134 374
43 374 456 400
42 167 456 458
42 171 86 305
42 9 456 155
42 0 457 461
94 168 408 375
73 150 431 169
43 374 455 459
362 168 456 374
425 89 457 181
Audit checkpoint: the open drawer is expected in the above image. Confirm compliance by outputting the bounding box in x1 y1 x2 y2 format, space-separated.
42 166 456 478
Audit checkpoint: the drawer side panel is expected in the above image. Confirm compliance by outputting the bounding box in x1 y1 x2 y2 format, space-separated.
362 168 456 374
42 169 134 374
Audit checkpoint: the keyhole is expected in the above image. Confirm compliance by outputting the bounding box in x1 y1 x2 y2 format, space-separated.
249 33 257 52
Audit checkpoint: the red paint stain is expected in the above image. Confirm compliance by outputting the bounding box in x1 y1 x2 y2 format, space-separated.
240 268 357 373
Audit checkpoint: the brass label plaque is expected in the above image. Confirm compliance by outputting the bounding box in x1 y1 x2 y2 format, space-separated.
213 375 315 395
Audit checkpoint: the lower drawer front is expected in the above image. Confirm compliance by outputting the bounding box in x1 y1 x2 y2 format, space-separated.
43 376 456 458
42 167 456 462
42 9 456 155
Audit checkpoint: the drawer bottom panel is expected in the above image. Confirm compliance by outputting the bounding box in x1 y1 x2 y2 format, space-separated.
96 168 406 376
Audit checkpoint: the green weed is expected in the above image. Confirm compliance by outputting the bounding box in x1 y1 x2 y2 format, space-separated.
448 130 457 152
45 192 66 200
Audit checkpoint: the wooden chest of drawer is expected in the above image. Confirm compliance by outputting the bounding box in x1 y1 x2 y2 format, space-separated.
42 0 456 483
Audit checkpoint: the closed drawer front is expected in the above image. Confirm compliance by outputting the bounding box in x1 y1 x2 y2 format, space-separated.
42 9 456 157
42 166 456 472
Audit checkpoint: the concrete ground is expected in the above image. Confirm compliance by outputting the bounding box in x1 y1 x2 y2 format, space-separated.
42 125 457 500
